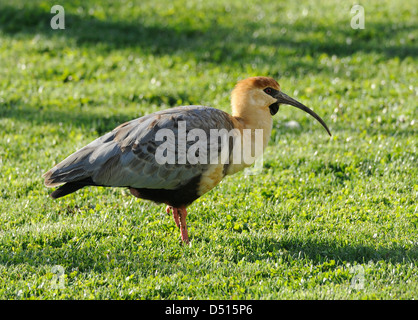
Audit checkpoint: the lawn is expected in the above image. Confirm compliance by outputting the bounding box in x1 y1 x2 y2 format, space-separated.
0 0 417 299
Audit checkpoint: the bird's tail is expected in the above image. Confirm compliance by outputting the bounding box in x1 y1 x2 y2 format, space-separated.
43 130 121 198
42 145 97 198
48 178 96 199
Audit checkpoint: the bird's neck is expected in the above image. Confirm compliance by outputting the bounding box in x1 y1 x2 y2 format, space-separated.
225 106 273 176
232 107 273 148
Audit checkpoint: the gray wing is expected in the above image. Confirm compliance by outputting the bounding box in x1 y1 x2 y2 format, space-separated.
43 106 235 190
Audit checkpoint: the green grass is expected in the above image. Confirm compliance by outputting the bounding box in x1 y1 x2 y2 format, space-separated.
0 0 417 299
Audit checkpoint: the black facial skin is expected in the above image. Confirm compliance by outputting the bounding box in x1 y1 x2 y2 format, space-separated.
264 87 281 115
269 102 280 115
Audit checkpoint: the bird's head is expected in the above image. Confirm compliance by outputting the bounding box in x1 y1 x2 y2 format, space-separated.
231 76 331 136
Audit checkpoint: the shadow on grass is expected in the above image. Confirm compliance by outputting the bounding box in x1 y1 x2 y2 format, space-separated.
0 3 416 65
0 102 136 135
225 235 418 265
0 233 416 275
0 3 415 133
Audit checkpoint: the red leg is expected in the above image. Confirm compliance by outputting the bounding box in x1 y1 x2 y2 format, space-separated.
166 206 180 228
177 206 189 244
165 205 189 244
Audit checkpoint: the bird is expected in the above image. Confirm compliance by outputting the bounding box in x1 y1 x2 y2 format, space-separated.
43 76 331 244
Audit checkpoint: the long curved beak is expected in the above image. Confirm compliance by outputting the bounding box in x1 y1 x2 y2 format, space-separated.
276 91 332 136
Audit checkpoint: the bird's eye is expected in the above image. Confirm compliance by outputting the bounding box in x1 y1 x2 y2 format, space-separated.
264 88 272 94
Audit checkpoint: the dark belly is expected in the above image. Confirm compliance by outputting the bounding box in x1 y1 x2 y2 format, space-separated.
129 175 201 208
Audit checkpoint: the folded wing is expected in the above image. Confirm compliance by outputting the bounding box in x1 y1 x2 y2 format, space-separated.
43 106 235 195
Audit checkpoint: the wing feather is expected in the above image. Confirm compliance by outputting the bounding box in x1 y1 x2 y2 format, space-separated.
43 106 235 190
